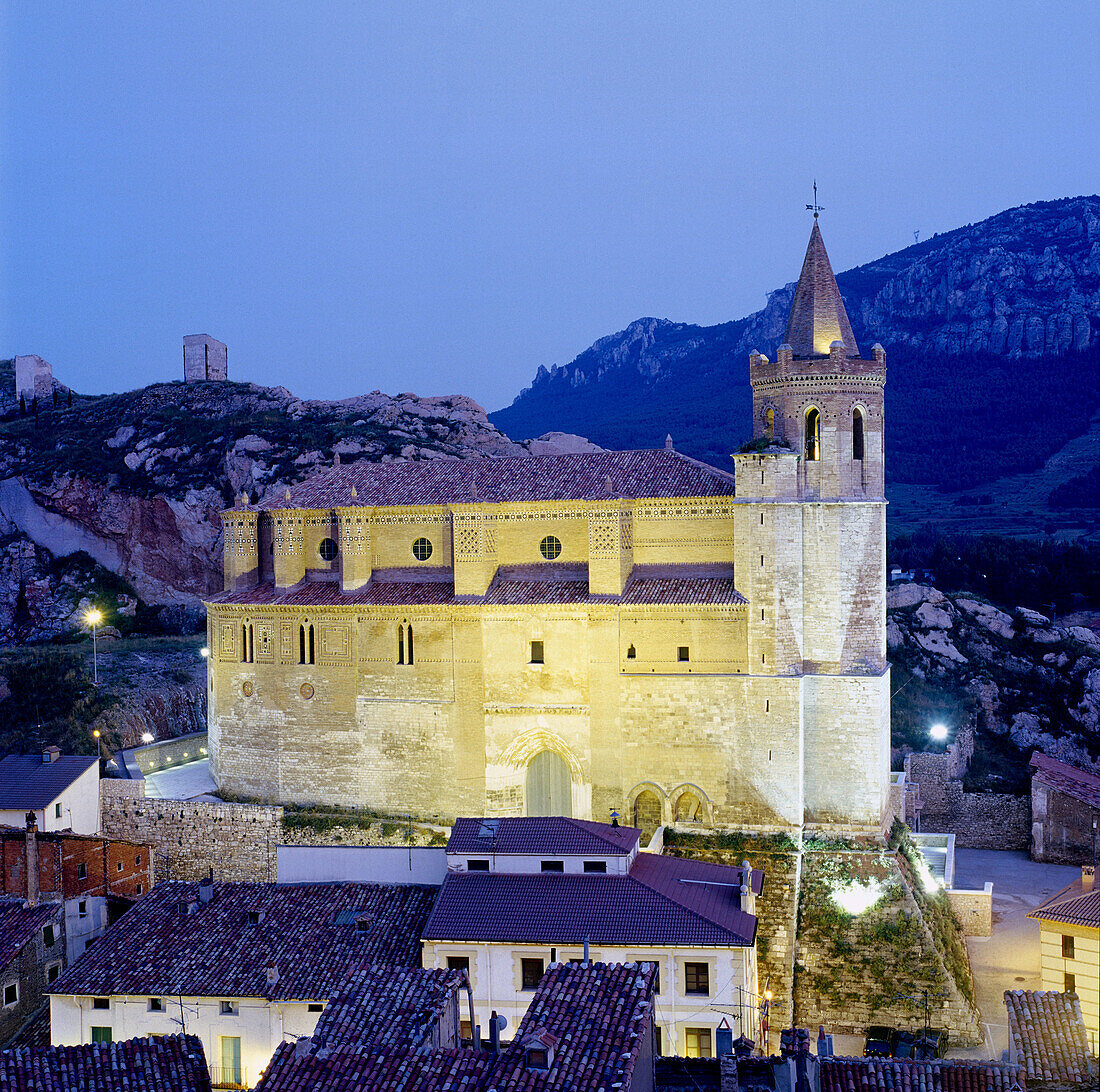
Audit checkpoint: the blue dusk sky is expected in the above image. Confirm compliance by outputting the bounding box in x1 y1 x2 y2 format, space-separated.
3 2 1098 414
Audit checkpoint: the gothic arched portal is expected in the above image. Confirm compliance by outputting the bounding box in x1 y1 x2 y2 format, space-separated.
526 750 572 817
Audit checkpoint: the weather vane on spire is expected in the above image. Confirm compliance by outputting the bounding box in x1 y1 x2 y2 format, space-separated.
806 180 824 219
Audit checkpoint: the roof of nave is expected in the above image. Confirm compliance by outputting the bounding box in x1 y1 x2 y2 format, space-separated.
255 447 736 511
49 880 437 1001
1004 989 1094 1086
254 961 657 1092
423 851 759 946
209 563 748 609
1029 750 1100 810
784 220 861 359
448 816 642 856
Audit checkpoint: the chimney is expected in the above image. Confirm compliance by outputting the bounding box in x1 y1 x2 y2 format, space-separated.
25 813 38 908
266 963 279 986
720 1054 740 1092
198 871 214 904
488 1011 507 1053
1082 865 1095 892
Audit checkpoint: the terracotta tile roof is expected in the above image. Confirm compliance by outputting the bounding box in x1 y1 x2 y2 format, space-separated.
423 853 757 946
49 881 436 1002
0 897 60 969
1005 989 1093 1085
1029 751 1100 810
1028 876 1100 928
0 755 97 809
259 448 736 511
447 816 641 856
0 1034 212 1092
255 961 657 1092
209 565 746 609
820 1057 1025 1092
310 966 467 1051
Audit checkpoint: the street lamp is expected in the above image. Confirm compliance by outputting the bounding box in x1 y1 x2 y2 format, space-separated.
92 729 105 761
929 723 948 743
200 646 210 659
84 608 103 686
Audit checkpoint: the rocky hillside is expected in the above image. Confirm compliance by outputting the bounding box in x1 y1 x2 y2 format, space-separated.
887 583 1100 787
491 196 1100 504
0 375 598 633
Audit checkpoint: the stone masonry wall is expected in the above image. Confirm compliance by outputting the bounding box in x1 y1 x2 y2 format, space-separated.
100 780 282 882
943 783 1030 850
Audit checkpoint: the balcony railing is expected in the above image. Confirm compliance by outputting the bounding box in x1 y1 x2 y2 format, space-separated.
209 1066 247 1089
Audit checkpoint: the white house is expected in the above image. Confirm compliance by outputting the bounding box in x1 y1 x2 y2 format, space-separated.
0 748 99 834
420 817 761 1058
49 879 437 1089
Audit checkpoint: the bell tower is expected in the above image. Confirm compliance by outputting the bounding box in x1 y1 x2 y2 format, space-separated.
734 215 890 831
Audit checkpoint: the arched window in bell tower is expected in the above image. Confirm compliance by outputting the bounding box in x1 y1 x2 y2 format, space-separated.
764 406 775 438
804 407 820 462
853 407 865 461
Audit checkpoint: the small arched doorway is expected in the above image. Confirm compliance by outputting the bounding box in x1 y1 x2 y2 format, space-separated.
633 790 662 839
675 792 703 823
526 750 572 817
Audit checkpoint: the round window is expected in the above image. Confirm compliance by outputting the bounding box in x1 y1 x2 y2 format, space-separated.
539 535 562 560
318 538 338 561
412 537 433 561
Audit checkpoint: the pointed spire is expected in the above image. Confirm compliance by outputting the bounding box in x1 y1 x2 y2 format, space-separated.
783 221 860 358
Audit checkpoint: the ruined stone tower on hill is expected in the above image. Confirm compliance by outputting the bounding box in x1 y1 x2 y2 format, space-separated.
203 221 890 834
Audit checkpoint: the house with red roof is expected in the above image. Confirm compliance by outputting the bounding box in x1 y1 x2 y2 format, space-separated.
1027 867 1100 1051
202 221 892 838
47 879 437 1089
254 960 657 1092
1029 751 1100 864
421 817 761 1059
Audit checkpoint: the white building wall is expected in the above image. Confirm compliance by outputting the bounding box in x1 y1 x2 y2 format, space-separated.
421 941 757 1057
50 992 326 1087
446 851 634 875
63 896 110 963
2 765 102 835
276 845 447 885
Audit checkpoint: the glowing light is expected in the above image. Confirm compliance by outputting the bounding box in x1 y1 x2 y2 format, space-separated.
93 730 100 739
930 723 948 742
200 647 210 658
141 732 154 744
913 853 942 892
764 990 773 1001
831 879 886 915
85 608 103 626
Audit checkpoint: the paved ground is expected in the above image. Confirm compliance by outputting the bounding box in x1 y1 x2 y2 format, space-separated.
952 849 1079 1060
142 757 218 800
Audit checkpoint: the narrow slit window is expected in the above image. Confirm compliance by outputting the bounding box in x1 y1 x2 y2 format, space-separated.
853 408 865 461
805 408 820 461
530 640 544 664
397 625 405 665
407 625 414 665
308 624 315 664
242 623 254 663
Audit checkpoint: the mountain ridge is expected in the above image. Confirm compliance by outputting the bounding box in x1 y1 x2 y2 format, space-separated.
490 195 1100 502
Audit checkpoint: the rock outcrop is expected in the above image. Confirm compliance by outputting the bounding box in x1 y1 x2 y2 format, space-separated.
888 583 1100 777
0 376 599 630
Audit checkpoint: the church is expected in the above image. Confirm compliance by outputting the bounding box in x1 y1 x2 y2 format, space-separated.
204 221 890 833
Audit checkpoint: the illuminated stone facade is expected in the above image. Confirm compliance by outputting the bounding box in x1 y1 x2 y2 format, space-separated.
204 223 890 833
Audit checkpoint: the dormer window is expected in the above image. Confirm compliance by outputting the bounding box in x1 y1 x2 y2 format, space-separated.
583 860 607 874
247 909 265 925
526 1047 550 1070
540 860 564 873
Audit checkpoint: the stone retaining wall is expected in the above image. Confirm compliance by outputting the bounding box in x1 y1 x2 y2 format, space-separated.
943 784 1030 849
100 779 282 882
947 885 993 937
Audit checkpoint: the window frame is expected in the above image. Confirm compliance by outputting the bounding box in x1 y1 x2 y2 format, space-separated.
318 537 338 562
521 957 545 991
684 961 710 996
412 537 433 562
219 999 239 1016
583 860 607 873
90 1026 112 1044
1061 933 1074 958
685 1026 713 1058
529 640 545 665
2 982 17 1008
466 859 490 872
539 535 562 560
540 860 564 873
148 997 165 1012
677 646 690 662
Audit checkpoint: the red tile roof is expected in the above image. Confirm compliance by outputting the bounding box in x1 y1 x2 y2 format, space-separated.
0 897 60 970
310 966 467 1052
259 449 735 511
1004 989 1094 1085
447 817 641 856
255 961 657 1092
209 566 746 609
49 881 436 1002
0 1034 213 1092
423 852 757 946
1030 751 1100 810
1028 876 1100 928
821 1057 1025 1092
